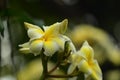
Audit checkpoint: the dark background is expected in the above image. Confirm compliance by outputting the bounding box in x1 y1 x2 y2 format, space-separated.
7 0 120 42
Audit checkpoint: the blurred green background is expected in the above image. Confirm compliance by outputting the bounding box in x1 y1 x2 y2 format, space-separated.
0 0 120 80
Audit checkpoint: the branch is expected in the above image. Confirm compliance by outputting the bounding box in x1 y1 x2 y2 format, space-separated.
48 61 60 74
47 73 79 78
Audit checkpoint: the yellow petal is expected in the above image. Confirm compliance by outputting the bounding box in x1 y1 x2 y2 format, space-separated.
59 19 68 34
90 60 102 80
68 54 83 74
44 24 59 38
80 41 94 61
30 40 43 56
78 60 92 75
24 22 42 29
43 41 59 56
44 19 68 38
71 54 83 64
78 59 102 80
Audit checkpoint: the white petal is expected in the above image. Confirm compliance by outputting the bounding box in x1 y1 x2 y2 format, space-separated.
28 28 44 40
43 41 59 56
19 42 29 48
67 64 77 74
30 40 43 56
51 36 65 50
43 26 49 31
62 35 76 52
19 42 31 53
19 48 31 54
54 35 76 52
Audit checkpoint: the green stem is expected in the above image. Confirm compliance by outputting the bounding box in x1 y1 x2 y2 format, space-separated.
48 61 60 74
47 73 79 78
40 50 48 80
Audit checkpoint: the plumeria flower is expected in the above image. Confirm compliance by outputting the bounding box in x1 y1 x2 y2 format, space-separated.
19 19 76 56
68 41 102 80
69 24 120 65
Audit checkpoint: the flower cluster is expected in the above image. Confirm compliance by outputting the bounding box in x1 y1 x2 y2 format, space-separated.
19 19 75 56
68 41 102 80
19 19 102 80
68 24 120 65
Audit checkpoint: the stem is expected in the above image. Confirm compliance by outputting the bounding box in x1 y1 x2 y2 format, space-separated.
40 50 48 80
48 51 63 74
48 61 60 74
47 73 79 78
48 50 71 74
